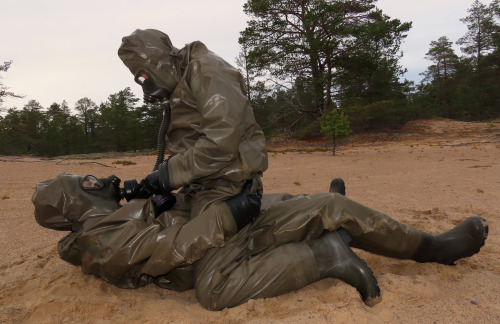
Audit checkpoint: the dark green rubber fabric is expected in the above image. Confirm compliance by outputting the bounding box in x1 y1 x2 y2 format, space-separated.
116 29 267 281
33 175 423 309
194 192 422 310
118 29 268 190
33 173 239 288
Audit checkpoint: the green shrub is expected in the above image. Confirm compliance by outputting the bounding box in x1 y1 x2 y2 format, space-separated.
293 119 322 140
343 100 416 130
319 109 352 155
112 160 136 166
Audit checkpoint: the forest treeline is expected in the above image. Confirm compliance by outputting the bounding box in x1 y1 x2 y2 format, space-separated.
1 0 499 157
0 89 164 156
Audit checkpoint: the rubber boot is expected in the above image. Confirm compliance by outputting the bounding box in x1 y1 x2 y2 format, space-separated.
307 229 381 306
411 216 488 265
329 178 346 196
350 215 489 265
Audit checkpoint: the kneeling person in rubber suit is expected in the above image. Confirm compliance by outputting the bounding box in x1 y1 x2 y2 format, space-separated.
115 29 268 277
33 175 488 310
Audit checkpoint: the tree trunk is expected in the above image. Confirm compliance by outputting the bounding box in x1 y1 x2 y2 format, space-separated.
332 135 337 156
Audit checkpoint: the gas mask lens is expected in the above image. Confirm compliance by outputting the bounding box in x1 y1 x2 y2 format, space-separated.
134 69 154 89
81 175 104 190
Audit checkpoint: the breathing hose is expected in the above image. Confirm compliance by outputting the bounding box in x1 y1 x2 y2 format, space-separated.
153 101 171 171
122 100 173 205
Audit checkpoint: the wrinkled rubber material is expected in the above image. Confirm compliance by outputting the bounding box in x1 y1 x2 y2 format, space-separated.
34 175 488 310
33 173 247 286
118 29 268 190
195 192 399 309
411 216 489 265
307 229 381 306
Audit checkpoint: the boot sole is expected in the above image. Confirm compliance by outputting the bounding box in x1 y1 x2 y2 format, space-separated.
472 217 488 256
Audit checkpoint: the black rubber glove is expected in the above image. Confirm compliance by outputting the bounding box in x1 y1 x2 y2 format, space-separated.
123 179 152 201
142 160 172 195
123 160 172 202
225 180 262 230
152 194 176 216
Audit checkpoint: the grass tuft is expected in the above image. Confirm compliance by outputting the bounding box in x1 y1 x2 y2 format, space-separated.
112 160 137 166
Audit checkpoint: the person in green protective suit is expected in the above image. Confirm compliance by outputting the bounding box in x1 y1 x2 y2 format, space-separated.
32 174 488 310
114 29 269 277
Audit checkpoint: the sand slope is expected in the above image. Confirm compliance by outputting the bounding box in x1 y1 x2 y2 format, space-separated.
1 119 499 323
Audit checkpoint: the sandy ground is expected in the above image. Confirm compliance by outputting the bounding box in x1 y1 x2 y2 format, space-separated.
0 119 499 323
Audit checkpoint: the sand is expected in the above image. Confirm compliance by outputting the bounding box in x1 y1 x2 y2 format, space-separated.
0 119 499 323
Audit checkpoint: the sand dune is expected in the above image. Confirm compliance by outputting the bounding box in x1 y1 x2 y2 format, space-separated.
1 119 499 323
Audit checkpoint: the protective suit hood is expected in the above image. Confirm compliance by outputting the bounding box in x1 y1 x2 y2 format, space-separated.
118 29 182 95
32 173 122 231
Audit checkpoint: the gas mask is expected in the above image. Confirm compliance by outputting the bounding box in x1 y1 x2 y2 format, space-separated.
80 174 123 203
118 29 182 104
134 69 170 104
32 173 123 231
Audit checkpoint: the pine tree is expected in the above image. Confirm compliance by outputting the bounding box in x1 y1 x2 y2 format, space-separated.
421 36 460 117
0 61 24 109
239 0 411 119
319 109 351 155
457 0 497 65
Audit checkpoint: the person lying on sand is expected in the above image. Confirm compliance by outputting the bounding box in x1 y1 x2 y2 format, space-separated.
32 174 488 310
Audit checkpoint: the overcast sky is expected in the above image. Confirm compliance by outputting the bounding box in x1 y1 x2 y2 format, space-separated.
1 0 493 112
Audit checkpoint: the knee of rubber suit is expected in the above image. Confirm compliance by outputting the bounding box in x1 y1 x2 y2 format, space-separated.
32 173 122 231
